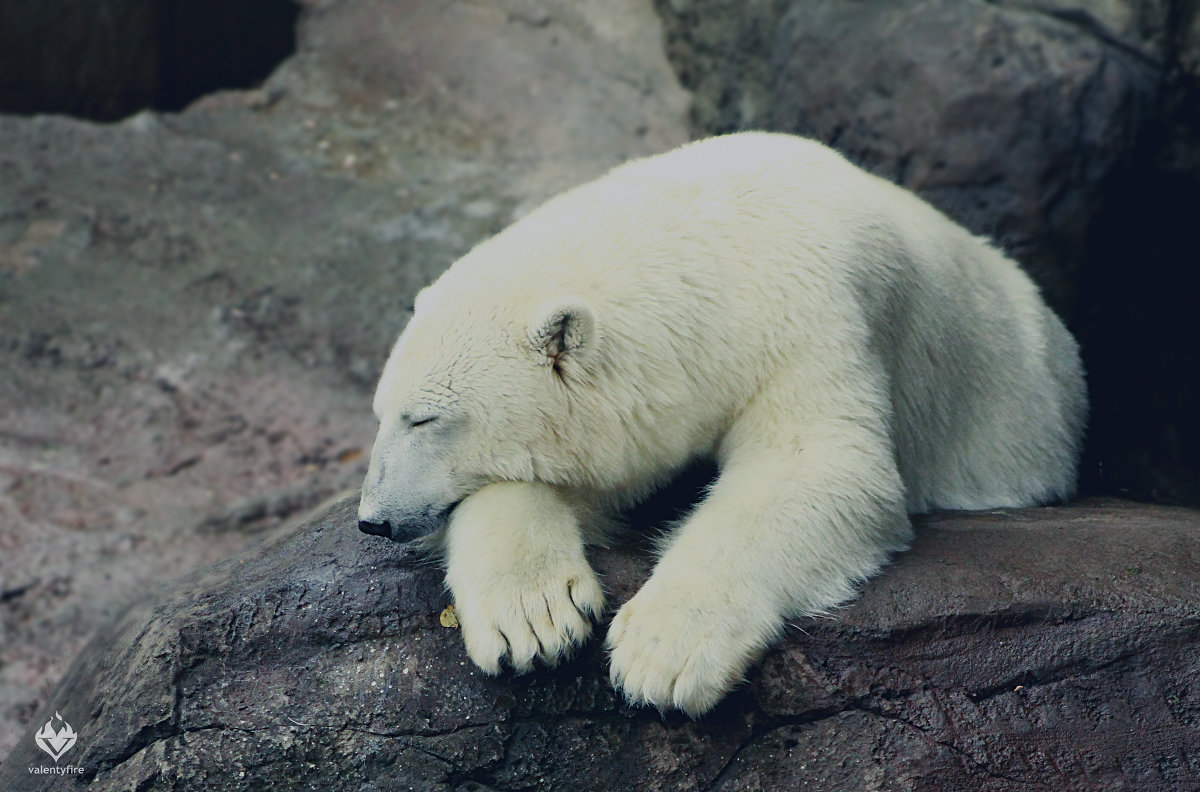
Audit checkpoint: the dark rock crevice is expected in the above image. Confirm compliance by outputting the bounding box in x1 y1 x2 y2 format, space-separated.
1073 0 1200 505
0 0 299 121
978 0 1164 65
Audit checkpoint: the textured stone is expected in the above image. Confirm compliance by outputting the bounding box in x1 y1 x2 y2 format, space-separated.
655 0 1200 506
0 0 687 759
2 498 1197 789
659 0 1164 310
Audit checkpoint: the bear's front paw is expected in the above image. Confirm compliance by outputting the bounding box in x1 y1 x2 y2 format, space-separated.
451 557 605 675
607 579 778 717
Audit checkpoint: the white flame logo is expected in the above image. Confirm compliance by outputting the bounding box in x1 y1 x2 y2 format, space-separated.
34 711 77 763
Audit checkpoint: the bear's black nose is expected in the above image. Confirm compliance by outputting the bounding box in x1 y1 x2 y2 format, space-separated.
358 520 393 539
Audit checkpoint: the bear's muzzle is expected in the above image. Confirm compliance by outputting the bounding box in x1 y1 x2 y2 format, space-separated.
357 500 461 543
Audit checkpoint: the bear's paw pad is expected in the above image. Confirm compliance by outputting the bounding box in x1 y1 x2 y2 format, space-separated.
607 584 773 717
454 562 604 675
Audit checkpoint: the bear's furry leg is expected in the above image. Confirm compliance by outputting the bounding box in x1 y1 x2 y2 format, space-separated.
608 391 912 716
444 480 605 674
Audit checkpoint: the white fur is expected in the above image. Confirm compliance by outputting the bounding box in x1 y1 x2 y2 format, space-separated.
359 132 1087 716
443 482 605 673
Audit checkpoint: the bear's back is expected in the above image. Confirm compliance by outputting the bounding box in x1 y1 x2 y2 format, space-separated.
429 133 1086 510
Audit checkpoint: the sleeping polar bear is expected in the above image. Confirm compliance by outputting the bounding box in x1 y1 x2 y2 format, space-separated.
358 132 1087 716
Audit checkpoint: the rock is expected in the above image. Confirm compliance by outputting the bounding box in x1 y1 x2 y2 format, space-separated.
659 0 1163 310
280 0 689 205
1 497 1197 789
656 0 1200 505
0 0 687 758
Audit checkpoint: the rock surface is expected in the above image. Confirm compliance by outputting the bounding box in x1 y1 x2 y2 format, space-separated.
1 497 1198 790
0 0 687 759
658 0 1200 504
659 0 1166 307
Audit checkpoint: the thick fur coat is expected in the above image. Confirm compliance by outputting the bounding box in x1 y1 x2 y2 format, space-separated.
357 132 1087 716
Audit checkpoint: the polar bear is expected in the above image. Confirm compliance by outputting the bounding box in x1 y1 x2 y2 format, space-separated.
357 132 1087 716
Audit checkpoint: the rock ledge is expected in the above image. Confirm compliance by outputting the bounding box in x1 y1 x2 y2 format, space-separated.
2 497 1198 790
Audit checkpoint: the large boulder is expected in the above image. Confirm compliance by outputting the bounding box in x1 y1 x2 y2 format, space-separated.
2 497 1198 789
0 0 687 759
657 0 1200 507
659 0 1165 307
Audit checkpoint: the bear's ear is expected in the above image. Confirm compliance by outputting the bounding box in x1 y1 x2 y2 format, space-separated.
527 297 597 376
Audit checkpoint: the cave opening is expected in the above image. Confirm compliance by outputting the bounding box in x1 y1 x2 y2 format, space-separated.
1073 137 1200 505
0 0 300 122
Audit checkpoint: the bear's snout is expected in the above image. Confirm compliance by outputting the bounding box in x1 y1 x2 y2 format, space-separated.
357 500 460 543
358 519 393 539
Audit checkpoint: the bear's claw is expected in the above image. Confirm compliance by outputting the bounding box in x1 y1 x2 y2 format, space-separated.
606 574 777 717
456 566 605 674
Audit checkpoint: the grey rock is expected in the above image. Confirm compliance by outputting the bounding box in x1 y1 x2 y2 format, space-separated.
0 0 687 759
656 0 1200 505
659 0 1163 310
2 497 1197 789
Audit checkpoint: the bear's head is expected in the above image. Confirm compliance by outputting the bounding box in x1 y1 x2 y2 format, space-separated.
357 282 600 542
